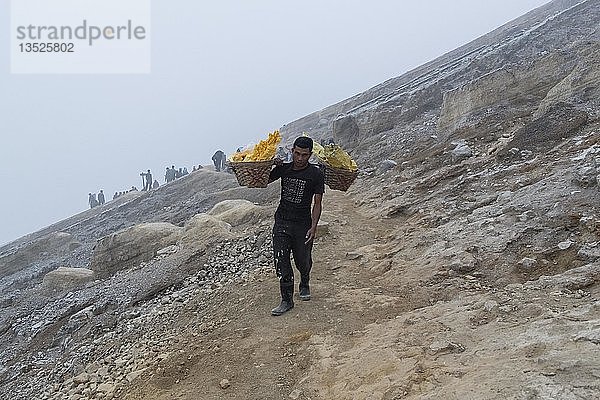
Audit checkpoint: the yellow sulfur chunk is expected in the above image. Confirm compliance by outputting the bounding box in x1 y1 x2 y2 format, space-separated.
312 140 357 171
229 130 281 162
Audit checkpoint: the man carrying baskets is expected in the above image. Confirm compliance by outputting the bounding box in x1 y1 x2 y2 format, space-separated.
268 136 324 316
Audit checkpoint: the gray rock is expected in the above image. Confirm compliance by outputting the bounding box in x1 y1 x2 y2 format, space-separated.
90 223 183 278
578 243 600 261
558 240 573 250
41 267 94 293
156 245 179 256
525 263 600 291
332 115 359 149
345 252 362 260
72 372 90 385
96 382 116 394
451 144 473 163
0 232 81 279
483 300 498 312
125 368 148 383
517 257 538 271
428 340 465 354
219 378 231 389
377 159 397 174
572 166 597 187
207 200 267 227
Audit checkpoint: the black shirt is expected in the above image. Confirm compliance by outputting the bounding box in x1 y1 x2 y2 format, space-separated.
269 163 325 222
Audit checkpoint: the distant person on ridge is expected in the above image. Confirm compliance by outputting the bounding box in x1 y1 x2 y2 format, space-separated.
212 150 226 172
140 169 152 191
267 136 324 316
164 165 175 182
153 179 160 189
88 193 99 209
97 190 105 205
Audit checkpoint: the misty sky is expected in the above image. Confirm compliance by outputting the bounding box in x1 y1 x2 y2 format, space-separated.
0 0 551 246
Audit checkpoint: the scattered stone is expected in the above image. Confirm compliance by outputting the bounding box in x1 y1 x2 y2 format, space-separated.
157 245 179 256
370 260 392 275
558 240 573 250
517 257 538 271
219 378 230 389
525 263 600 290
428 340 465 355
451 143 473 163
483 300 498 312
345 252 362 260
97 383 116 394
572 166 597 187
126 368 148 383
577 243 600 261
73 372 90 385
377 160 397 174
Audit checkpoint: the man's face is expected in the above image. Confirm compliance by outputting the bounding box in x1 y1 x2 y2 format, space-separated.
292 146 311 169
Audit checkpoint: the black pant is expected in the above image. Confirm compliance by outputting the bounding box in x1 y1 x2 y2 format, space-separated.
272 219 313 300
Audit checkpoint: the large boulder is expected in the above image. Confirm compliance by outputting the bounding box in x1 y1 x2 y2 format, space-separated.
207 199 268 227
501 102 588 155
89 223 182 278
332 115 360 150
534 42 600 118
179 214 233 251
41 267 94 293
0 232 81 279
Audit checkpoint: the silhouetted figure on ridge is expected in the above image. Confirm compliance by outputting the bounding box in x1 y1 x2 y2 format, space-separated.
141 169 152 191
212 150 226 172
88 193 99 209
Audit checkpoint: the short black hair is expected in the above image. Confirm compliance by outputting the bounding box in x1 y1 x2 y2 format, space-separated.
293 136 313 152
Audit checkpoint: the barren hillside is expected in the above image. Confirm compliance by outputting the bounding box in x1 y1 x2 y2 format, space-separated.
1 0 600 399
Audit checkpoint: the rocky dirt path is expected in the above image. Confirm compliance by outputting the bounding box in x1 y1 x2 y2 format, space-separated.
115 175 600 400
122 190 395 400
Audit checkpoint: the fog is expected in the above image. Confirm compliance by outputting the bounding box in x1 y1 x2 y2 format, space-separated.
0 0 551 246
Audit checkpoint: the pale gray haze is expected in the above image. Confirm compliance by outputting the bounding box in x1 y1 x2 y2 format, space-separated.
0 0 550 246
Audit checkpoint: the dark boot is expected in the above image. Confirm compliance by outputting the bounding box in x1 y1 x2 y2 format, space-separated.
299 276 311 301
271 300 294 316
299 285 311 301
271 284 294 316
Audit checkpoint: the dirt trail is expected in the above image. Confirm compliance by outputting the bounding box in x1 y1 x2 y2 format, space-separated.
123 190 396 400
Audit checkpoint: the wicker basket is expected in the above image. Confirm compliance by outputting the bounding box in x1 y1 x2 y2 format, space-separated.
323 165 358 191
228 159 274 188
